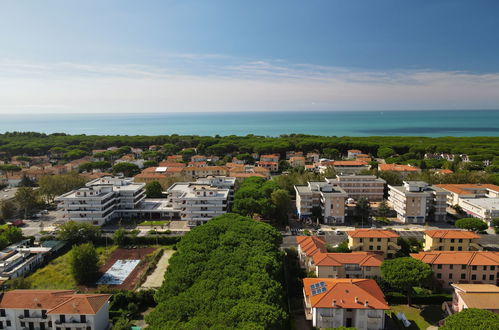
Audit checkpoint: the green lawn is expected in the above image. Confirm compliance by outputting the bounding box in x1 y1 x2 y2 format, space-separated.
138 220 170 227
27 245 117 290
388 305 445 329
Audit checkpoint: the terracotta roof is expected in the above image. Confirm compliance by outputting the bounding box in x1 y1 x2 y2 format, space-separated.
425 230 480 239
435 184 499 196
0 290 111 315
313 252 383 267
410 251 499 266
333 161 368 166
347 229 400 238
436 169 454 174
303 278 389 310
296 236 327 257
378 164 420 172
257 161 278 165
158 162 186 167
347 149 362 153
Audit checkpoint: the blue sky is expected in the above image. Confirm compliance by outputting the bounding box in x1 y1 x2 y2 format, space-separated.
1 0 499 113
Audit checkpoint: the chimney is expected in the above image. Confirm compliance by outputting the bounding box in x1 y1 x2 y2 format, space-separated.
364 300 369 307
355 296 359 303
332 300 336 307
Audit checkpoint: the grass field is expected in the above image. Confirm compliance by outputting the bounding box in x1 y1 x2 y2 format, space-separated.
27 245 117 290
388 305 444 329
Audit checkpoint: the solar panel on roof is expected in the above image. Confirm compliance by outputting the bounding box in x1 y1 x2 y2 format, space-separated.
320 287 327 293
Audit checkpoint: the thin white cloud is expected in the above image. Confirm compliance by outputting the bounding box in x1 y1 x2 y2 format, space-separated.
0 56 498 113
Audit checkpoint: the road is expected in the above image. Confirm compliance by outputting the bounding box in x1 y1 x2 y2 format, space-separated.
0 187 17 201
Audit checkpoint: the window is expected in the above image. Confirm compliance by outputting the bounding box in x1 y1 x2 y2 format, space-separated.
483 266 487 271
0 321 3 329
449 265 453 270
346 309 353 312
471 274 477 280
437 273 442 279
449 273 453 279
377 238 381 242
458 246 462 251
451 239 455 243
462 265 466 270
461 273 466 279
6 321 10 327
360 238 363 243
365 266 371 271
437 264 442 269
20 322 25 327
24 310 30 317
80 315 86 323
490 275 495 281
458 239 463 243
369 245 373 250
491 266 496 271
450 246 455 251
377 246 381 250
472 266 477 270
483 274 486 281
369 238 373 242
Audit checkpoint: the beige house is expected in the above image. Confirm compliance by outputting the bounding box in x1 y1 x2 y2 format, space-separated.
295 181 348 224
443 284 499 315
289 156 306 168
388 181 448 223
411 251 499 289
424 230 482 251
303 278 389 329
347 229 400 258
312 252 383 279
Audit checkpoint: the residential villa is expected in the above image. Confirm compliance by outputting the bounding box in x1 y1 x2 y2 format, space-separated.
443 284 499 315
256 161 279 172
326 175 386 202
347 229 400 258
330 161 370 175
0 290 111 330
424 230 481 251
294 181 348 224
378 164 421 176
347 149 363 159
260 154 280 162
296 236 327 268
388 181 448 223
410 251 499 289
303 278 389 329
306 152 320 163
289 156 306 168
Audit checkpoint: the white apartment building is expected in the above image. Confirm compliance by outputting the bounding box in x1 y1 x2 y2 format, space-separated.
0 290 111 330
326 175 386 202
388 181 448 223
295 181 348 224
167 182 230 227
56 177 146 226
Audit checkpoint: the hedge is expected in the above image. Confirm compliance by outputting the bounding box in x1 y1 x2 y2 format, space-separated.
386 292 452 304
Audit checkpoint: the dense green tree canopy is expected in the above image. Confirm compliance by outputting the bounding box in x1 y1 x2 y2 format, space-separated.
70 243 99 284
455 218 488 232
56 221 101 245
38 173 86 202
146 213 286 330
440 308 499 330
112 162 140 177
145 181 164 198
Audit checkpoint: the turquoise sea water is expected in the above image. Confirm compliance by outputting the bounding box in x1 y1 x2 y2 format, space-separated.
1 110 499 137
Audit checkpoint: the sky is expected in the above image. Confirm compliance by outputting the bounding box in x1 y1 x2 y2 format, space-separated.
1 0 499 114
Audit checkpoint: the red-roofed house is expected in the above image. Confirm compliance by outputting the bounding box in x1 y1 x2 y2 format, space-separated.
347 229 400 258
303 278 389 329
0 290 111 330
411 251 499 288
424 230 482 251
378 163 421 176
347 149 363 159
312 252 383 278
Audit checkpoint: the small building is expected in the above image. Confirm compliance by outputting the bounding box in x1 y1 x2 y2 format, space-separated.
289 156 306 168
347 229 400 258
378 163 421 176
347 149 363 159
388 181 448 223
424 230 481 251
255 161 279 173
0 290 111 330
410 251 499 289
306 152 320 163
444 284 499 315
303 278 389 329
260 154 280 163
312 252 383 279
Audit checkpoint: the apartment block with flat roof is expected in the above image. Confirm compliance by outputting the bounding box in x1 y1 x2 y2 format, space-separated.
388 181 448 223
326 175 386 202
295 181 348 224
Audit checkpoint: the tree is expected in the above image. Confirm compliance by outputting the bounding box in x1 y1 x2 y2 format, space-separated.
440 308 499 330
38 173 86 203
113 318 133 330
70 243 99 284
14 187 38 218
145 181 163 198
57 221 101 245
271 189 291 225
112 162 140 177
377 200 390 217
19 174 37 187
327 241 351 253
377 146 395 159
380 257 432 305
455 218 488 232
355 197 371 226
0 200 15 220
113 228 126 246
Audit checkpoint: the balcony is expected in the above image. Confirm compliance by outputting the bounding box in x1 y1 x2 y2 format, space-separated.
54 320 89 327
19 315 48 322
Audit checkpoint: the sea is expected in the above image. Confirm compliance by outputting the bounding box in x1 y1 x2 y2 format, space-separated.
1 110 499 137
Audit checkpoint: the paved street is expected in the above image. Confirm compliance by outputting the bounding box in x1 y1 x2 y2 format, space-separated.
0 187 17 201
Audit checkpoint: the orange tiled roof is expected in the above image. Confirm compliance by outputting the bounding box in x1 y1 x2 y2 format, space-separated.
0 290 111 315
296 236 327 257
435 184 499 196
436 169 454 174
347 229 400 238
425 230 480 239
257 161 278 165
313 252 383 267
379 164 420 172
158 162 186 167
303 278 389 310
333 161 368 166
410 251 499 266
347 149 362 153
